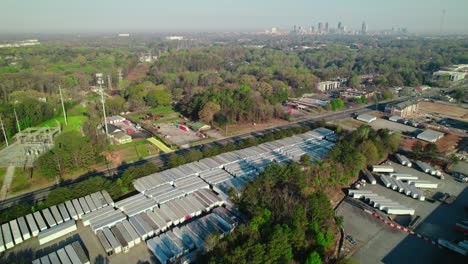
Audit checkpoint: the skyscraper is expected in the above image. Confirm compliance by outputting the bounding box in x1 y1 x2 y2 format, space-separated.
318 22 324 33
338 22 342 30
325 22 329 32
361 21 367 34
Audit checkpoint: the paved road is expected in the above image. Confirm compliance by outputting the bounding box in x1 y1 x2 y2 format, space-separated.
0 101 397 210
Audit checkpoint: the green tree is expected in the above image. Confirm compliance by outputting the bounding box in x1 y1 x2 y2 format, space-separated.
199 102 221 127
348 75 360 89
305 251 322 264
145 85 171 107
412 141 424 159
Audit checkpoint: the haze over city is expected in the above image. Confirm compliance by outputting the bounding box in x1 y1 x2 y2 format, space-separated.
0 0 468 33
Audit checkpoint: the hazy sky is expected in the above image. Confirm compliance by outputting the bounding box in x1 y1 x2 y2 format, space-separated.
1 0 467 34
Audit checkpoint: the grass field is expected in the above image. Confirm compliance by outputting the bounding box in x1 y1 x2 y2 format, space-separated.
109 140 160 162
148 137 173 153
39 115 87 132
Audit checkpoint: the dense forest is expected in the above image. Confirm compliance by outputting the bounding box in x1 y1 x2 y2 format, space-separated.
201 125 400 263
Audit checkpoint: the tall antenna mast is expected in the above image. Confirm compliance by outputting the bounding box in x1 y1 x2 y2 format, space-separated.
0 116 9 147
99 84 109 136
14 108 21 132
59 85 68 126
439 9 446 35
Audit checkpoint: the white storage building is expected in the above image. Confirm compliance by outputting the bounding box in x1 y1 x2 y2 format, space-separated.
356 114 377 123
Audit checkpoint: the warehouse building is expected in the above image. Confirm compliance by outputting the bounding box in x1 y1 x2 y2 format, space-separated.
433 71 466 82
385 100 419 118
356 114 377 123
417 129 444 143
316 81 341 92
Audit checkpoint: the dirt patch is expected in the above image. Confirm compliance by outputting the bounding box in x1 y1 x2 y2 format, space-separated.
400 133 462 154
419 102 468 119
126 64 151 82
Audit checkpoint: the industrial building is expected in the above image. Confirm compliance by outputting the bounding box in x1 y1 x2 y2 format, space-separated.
316 81 340 91
356 114 377 123
385 100 419 118
417 129 444 143
433 71 466 82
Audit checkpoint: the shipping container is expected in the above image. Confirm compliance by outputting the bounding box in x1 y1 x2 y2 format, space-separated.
135 214 154 237
411 181 438 189
72 241 90 264
58 203 71 222
0 225 5 253
160 233 184 257
111 226 129 253
372 165 394 173
91 192 103 209
56 248 72 264
50 206 64 225
25 213 39 237
40 255 51 264
9 220 23 245
97 230 113 256
103 227 122 254
65 200 78 220
17 216 31 241
38 220 77 245
33 211 48 231
385 207 415 215
79 197 91 214
147 238 170 264
72 199 84 219
101 191 114 206
116 222 135 248
85 195 97 212
64 244 82 264
42 208 57 228
48 251 61 264
82 206 115 226
121 220 141 245
129 216 148 240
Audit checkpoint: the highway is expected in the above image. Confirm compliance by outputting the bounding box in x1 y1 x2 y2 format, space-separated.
0 101 393 210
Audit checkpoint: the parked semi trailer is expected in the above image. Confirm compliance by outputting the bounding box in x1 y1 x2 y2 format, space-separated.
438 238 468 256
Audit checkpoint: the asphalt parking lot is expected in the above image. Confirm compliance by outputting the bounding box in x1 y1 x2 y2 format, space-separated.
337 161 468 264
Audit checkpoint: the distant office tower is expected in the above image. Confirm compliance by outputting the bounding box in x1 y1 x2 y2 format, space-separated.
325 22 329 32
338 22 342 31
361 21 367 34
318 22 324 33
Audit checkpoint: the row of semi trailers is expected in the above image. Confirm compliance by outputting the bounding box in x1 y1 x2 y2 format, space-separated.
349 190 415 215
32 241 90 264
0 191 113 253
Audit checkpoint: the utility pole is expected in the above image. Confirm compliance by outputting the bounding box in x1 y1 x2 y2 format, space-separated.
14 108 21 132
100 84 109 136
58 85 68 126
0 116 9 146
107 74 112 90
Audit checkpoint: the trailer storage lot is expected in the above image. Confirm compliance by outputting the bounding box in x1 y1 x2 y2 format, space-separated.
0 128 337 263
338 162 467 263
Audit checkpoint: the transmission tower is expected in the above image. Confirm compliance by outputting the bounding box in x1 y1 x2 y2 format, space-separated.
14 108 21 132
0 116 9 146
99 84 109 136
